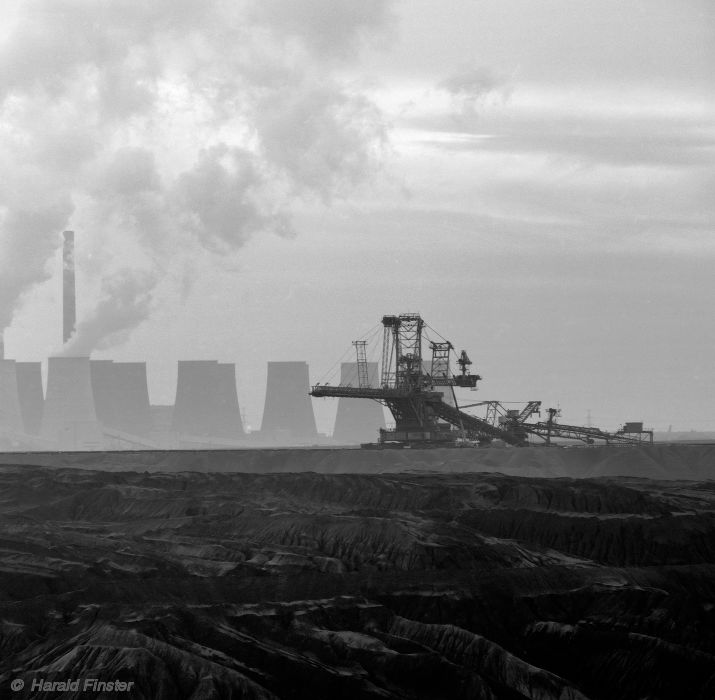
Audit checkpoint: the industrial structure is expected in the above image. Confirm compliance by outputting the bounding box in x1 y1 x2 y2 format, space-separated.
91 360 156 447
0 359 24 438
171 360 244 445
259 361 318 445
15 362 44 435
332 362 386 444
311 313 653 449
0 231 257 450
41 357 104 450
0 232 654 451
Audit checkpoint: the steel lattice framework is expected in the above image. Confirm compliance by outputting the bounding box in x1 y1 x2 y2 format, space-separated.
311 313 652 448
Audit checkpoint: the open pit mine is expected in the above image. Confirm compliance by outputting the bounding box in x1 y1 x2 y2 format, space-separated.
0 464 714 699
1 231 714 698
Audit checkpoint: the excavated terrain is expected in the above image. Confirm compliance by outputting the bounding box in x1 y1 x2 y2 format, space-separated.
0 462 714 698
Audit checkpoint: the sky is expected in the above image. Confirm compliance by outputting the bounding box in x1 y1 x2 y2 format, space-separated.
1 0 713 434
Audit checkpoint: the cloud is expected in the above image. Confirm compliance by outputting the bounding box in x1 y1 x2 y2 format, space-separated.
255 80 387 200
174 144 292 253
0 0 222 110
93 147 161 198
251 0 396 62
440 66 511 101
438 65 513 119
61 268 155 356
0 199 74 330
416 112 715 168
0 0 392 353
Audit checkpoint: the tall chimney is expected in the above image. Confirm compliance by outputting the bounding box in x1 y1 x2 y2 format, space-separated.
62 230 76 344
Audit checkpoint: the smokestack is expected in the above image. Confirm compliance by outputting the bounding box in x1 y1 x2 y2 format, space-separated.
260 361 317 445
332 362 385 444
62 230 76 344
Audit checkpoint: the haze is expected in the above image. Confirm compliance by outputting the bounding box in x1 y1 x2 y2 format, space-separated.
1 0 713 434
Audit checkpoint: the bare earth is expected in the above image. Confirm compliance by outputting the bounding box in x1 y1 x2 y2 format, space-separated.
0 447 713 698
1 443 714 478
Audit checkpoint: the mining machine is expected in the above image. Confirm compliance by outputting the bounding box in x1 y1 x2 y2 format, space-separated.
311 312 653 449
311 313 532 447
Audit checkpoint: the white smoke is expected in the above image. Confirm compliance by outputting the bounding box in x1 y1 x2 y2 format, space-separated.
0 199 74 331
173 144 293 253
0 0 393 354
62 268 155 356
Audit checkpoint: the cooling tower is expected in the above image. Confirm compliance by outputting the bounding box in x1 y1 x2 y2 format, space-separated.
91 360 152 437
149 405 176 448
332 362 385 444
90 360 119 429
0 359 24 434
212 363 245 438
114 362 152 437
171 360 244 440
41 357 103 450
15 362 44 435
63 230 76 344
260 361 317 444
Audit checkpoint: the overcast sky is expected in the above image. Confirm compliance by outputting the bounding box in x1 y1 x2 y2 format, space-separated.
1 0 713 433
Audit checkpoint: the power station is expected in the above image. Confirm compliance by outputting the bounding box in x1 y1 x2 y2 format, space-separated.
0 231 375 450
0 233 651 451
311 313 653 449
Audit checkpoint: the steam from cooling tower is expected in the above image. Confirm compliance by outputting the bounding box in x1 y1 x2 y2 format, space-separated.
0 2 389 355
60 268 155 357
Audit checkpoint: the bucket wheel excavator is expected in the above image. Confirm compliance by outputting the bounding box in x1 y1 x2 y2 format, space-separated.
310 313 652 449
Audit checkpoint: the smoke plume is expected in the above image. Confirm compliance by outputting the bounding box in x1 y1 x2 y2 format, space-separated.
62 268 155 356
0 200 74 331
0 0 393 354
